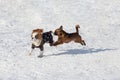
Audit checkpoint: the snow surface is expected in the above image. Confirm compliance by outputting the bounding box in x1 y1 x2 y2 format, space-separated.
0 0 120 80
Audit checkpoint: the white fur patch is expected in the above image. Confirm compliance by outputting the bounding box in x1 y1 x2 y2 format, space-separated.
32 32 38 38
31 32 42 46
32 39 42 46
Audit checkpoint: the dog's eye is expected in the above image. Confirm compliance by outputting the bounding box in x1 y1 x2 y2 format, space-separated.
60 33 62 36
35 35 38 39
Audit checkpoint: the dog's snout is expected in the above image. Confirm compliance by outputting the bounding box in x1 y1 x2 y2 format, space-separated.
32 37 36 41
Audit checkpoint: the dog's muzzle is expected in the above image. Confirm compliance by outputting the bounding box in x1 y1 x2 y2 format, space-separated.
32 37 37 41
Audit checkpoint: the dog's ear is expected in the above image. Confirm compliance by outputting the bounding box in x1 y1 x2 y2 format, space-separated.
49 31 53 33
32 29 43 34
60 25 63 29
39 29 43 33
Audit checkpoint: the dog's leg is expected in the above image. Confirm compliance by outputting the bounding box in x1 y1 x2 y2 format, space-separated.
53 41 63 46
49 40 54 46
82 40 86 46
75 39 86 46
38 45 44 58
29 44 35 55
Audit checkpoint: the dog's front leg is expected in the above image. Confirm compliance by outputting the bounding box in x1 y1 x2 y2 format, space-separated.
38 45 44 58
29 44 35 56
53 40 63 46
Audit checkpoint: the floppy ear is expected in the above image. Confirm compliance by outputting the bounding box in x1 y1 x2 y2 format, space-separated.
49 31 53 33
39 29 43 33
60 25 63 29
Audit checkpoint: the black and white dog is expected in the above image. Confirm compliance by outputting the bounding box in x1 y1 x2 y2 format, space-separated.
29 29 54 58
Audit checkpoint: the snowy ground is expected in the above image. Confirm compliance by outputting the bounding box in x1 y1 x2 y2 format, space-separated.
0 0 120 80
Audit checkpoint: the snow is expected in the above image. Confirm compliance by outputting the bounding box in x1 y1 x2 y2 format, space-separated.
0 0 120 80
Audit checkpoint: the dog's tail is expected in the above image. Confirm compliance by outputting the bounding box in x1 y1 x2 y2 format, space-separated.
75 24 80 34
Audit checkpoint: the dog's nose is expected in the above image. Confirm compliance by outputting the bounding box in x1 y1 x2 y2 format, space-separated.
32 37 36 41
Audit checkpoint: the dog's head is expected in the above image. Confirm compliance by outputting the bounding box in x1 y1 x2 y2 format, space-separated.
54 25 64 36
31 29 43 41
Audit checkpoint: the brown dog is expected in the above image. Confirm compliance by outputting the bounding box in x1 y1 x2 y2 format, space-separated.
53 25 86 46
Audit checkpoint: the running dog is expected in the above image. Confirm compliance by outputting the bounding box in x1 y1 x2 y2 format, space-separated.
29 29 54 58
53 25 86 46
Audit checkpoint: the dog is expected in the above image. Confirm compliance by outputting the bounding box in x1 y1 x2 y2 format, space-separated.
53 25 86 46
29 29 54 58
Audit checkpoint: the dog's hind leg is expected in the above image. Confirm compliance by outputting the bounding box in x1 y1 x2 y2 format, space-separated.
75 39 86 46
82 40 86 46
38 45 44 58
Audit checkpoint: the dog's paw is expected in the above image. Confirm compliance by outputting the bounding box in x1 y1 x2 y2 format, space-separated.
52 43 57 46
38 55 43 58
29 53 31 56
49 43 53 46
53 44 57 46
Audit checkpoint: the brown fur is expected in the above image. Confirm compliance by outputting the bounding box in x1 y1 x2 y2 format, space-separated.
53 25 86 46
32 29 43 34
31 29 43 40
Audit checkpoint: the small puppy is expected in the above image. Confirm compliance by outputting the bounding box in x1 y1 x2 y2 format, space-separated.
53 25 86 46
29 29 54 58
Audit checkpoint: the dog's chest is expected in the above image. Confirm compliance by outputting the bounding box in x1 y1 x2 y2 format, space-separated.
32 39 42 46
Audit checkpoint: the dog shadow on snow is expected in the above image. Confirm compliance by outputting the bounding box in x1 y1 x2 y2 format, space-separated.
46 48 117 57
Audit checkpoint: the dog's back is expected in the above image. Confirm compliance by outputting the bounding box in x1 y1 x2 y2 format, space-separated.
66 25 81 39
42 31 54 46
